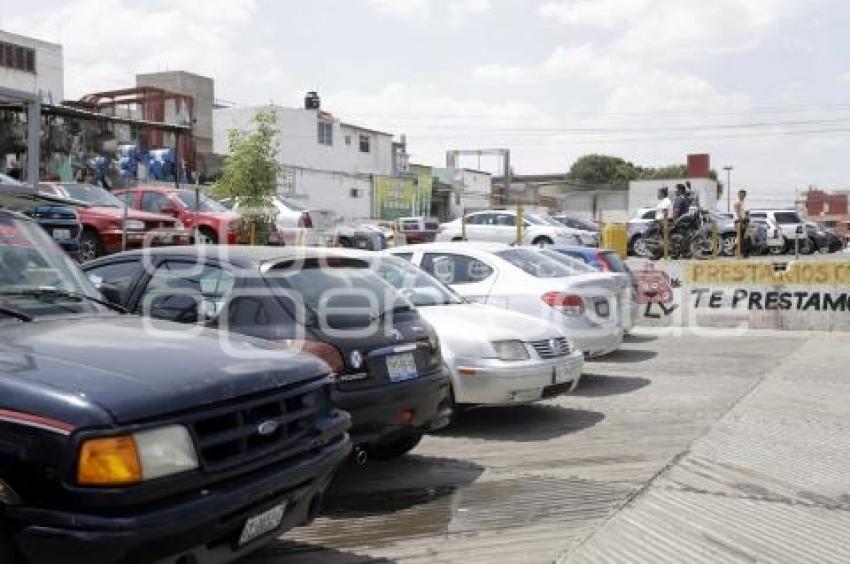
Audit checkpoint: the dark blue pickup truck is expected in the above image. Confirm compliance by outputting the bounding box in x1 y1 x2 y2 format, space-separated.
0 210 351 563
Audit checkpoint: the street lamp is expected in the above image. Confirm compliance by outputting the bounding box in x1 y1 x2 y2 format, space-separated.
724 166 734 213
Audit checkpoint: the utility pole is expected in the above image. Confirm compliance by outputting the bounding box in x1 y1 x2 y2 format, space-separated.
724 165 734 213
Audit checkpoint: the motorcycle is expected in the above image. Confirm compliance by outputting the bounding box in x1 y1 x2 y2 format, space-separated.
643 208 712 260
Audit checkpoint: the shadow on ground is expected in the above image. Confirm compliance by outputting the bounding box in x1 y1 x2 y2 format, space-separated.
441 405 604 442
624 333 659 344
572 374 651 397
247 541 396 563
592 348 658 363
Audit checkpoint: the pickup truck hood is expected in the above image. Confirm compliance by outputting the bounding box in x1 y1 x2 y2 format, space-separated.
0 316 328 427
416 303 562 344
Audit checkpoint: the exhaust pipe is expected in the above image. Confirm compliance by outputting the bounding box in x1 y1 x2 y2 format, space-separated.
353 446 368 466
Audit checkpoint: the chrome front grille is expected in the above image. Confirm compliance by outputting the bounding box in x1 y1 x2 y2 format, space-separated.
530 337 571 359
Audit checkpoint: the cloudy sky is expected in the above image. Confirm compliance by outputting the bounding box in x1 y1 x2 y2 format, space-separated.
4 0 850 206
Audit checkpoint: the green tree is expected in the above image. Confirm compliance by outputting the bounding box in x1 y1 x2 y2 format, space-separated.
213 107 281 244
567 154 639 189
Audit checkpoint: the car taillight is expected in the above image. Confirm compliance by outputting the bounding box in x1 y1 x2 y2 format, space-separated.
542 292 585 316
595 252 612 271
277 339 343 373
298 212 313 228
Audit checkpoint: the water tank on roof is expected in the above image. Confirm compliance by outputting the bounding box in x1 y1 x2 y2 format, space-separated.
305 91 321 110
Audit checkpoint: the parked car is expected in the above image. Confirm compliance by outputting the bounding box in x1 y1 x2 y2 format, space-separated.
540 245 638 332
436 210 581 245
84 246 452 461
115 185 241 245
805 221 831 253
397 216 440 245
823 228 845 253
223 195 318 246
0 210 351 564
389 242 625 357
40 183 190 262
749 215 785 255
23 205 81 259
370 254 584 409
626 206 656 257
334 223 391 250
749 209 812 254
551 214 600 247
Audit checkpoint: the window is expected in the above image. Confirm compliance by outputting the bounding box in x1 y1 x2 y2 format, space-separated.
773 212 803 224
86 261 144 304
421 253 494 285
345 135 352 146
0 42 35 73
494 213 517 227
390 252 413 262
318 121 333 145
141 192 174 214
138 262 236 323
359 135 370 153
641 210 656 220
465 213 490 225
495 249 575 278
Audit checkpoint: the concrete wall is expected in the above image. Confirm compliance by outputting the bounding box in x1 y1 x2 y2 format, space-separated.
432 167 492 217
136 71 214 155
284 167 372 225
630 258 850 332
0 30 63 103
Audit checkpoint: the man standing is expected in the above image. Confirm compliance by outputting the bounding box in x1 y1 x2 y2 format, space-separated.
733 189 750 257
656 186 673 221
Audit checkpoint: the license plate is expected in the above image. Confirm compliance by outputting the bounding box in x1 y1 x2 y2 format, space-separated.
238 503 286 547
386 352 418 383
52 228 72 241
595 301 610 317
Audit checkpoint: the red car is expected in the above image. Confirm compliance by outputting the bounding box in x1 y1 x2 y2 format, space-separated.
40 182 190 261
116 186 241 245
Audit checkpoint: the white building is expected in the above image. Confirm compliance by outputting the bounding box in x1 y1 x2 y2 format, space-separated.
432 167 492 218
213 97 395 224
0 30 63 103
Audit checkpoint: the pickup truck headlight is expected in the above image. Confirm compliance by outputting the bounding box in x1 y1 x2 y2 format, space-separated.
77 425 198 486
124 219 146 231
491 340 530 361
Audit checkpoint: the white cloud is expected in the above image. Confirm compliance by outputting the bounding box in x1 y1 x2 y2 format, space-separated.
3 0 278 101
367 0 430 20
539 0 650 28
366 0 491 24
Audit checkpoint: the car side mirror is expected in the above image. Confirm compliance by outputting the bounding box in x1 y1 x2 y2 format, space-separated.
99 283 122 305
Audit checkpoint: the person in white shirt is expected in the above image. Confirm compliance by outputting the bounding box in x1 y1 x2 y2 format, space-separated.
655 187 673 221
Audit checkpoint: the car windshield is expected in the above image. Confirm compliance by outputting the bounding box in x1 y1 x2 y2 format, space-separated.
373 256 463 307
773 211 803 224
176 190 228 212
524 213 557 226
0 214 106 319
560 216 599 231
265 257 409 323
495 248 576 278
59 183 125 207
540 250 598 274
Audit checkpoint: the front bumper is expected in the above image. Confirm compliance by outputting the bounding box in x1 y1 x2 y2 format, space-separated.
453 350 584 405
333 368 451 448
10 427 351 564
100 230 191 253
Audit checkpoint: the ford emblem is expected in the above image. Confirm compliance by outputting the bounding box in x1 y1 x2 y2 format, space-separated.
257 420 280 436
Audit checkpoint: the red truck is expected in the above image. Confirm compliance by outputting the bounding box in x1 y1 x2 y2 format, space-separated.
40 182 190 261
115 185 241 245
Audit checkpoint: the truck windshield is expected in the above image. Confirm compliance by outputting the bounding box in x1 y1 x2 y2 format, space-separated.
0 214 106 319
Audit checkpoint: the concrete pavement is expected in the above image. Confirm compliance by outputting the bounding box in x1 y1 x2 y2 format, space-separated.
247 329 847 563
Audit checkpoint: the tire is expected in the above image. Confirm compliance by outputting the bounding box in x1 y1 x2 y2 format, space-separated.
768 245 784 255
451 237 464 242
690 239 710 260
532 236 553 246
338 237 353 248
799 238 814 255
78 229 102 263
631 236 649 258
194 227 218 246
720 234 737 256
368 432 423 460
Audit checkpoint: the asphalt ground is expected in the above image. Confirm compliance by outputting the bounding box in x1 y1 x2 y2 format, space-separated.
244 328 849 563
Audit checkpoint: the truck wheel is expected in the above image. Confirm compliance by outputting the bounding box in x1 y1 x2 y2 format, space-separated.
368 432 423 460
78 230 102 263
194 227 218 245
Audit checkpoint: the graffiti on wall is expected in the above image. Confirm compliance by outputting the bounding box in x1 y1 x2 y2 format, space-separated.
635 263 681 318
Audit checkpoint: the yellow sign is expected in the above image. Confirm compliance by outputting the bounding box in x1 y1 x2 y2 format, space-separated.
685 261 850 286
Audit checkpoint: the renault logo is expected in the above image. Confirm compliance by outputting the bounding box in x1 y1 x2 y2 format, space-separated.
257 420 280 436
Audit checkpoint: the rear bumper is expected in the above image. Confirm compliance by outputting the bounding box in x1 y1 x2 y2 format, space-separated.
452 351 584 405
333 368 451 447
10 430 351 564
571 326 623 358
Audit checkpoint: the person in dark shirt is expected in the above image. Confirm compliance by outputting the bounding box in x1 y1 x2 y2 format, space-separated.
672 184 691 219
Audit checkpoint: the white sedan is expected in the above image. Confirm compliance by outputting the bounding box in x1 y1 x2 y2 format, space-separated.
436 210 580 246
367 254 583 408
388 242 626 357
